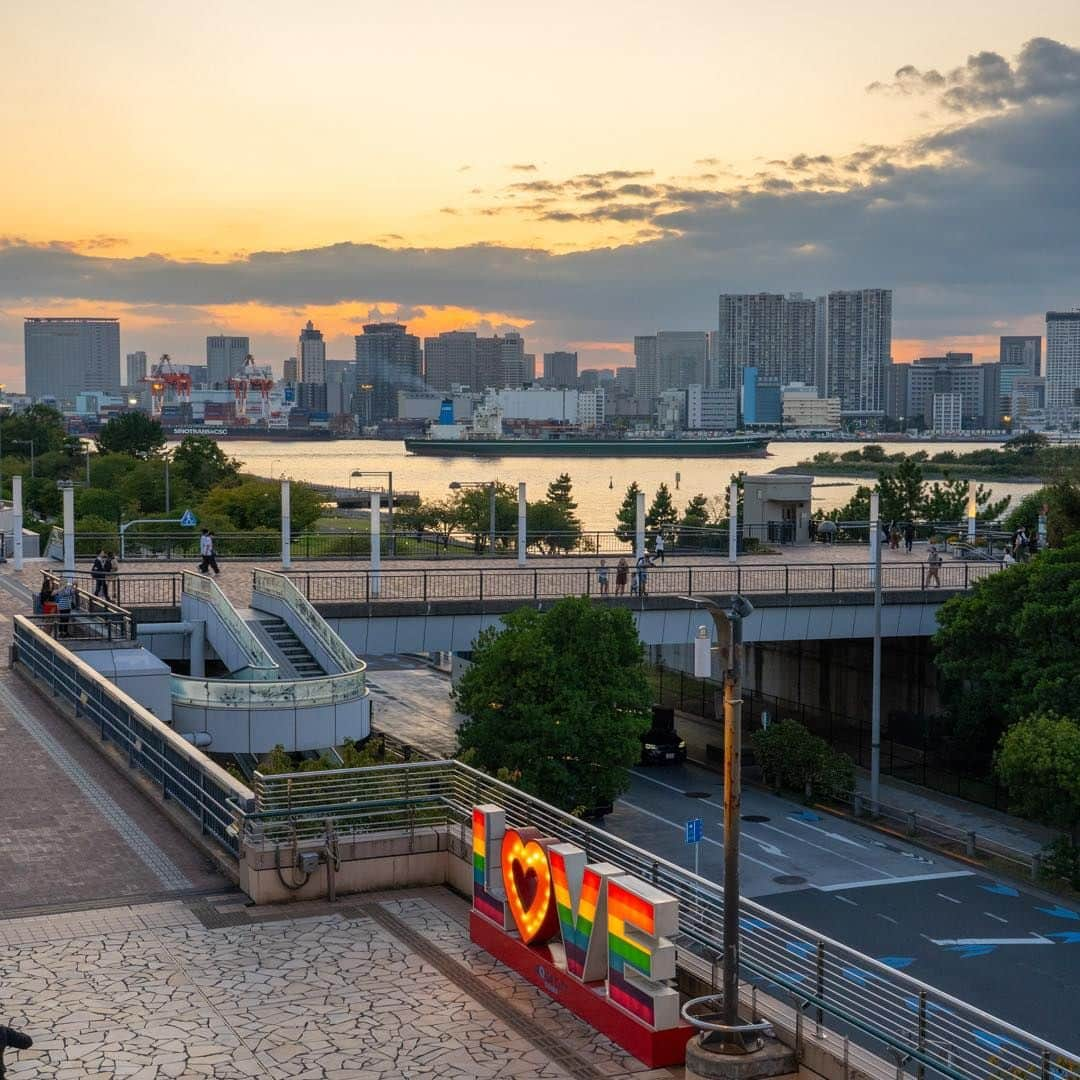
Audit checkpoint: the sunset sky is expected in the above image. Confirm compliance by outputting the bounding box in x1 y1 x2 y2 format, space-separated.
3 1 1080 387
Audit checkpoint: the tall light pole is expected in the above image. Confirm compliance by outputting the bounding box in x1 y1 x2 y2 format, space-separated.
450 480 496 556
352 469 395 555
870 490 882 811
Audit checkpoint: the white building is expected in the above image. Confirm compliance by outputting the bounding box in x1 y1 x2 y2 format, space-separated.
656 388 686 432
487 387 578 422
206 336 250 388
781 383 841 429
931 392 964 433
1046 310 1080 428
125 351 147 388
686 384 738 430
577 388 605 428
297 320 326 384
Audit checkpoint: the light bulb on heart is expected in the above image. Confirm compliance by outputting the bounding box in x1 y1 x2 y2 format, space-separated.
501 827 560 945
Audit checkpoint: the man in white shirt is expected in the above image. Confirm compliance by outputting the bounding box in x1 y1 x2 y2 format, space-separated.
198 529 220 576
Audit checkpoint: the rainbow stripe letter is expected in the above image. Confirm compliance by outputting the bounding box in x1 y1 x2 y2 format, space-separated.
549 844 622 983
472 804 512 928
607 877 679 1030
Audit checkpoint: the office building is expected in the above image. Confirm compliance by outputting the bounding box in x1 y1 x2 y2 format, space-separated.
656 331 708 391
884 361 910 425
542 351 578 387
1046 311 1080 426
125 351 147 388
656 388 687 431
783 295 819 388
577 388 606 428
24 317 121 404
1000 335 1041 376
1010 376 1046 428
781 384 841 429
206 336 250 387
633 335 658 413
295 381 328 413
740 368 782 425
523 352 536 383
905 352 985 429
298 320 326 384
932 393 964 433
283 357 298 383
424 331 476 391
500 331 527 387
355 322 423 423
826 289 892 415
686 384 738 431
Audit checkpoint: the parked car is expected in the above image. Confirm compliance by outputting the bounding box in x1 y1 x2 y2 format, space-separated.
640 705 687 765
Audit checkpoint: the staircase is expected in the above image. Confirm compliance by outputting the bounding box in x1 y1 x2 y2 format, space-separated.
256 617 325 678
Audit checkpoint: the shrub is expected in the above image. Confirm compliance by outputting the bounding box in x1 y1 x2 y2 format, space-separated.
751 719 855 801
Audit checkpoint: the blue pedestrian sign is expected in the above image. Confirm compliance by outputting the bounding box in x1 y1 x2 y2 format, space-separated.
179 509 198 527
685 818 703 844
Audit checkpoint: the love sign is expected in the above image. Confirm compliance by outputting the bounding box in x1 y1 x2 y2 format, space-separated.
471 804 680 1034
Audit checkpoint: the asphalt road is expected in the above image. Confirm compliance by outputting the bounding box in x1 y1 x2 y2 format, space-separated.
367 659 1080 1051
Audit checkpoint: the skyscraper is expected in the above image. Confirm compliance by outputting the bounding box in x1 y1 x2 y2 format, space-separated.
206 335 250 387
1046 311 1080 426
906 353 985 429
1000 335 1041 376
500 331 527 387
633 335 658 412
297 320 326 384
542 351 578 387
783 295 818 388
125 350 147 388
716 294 786 389
24 317 121 404
283 357 298 383
826 289 892 415
656 331 708 391
424 331 477 391
355 323 423 423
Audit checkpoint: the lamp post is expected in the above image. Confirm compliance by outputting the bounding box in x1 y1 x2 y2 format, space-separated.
869 490 882 812
449 480 496 556
352 469 395 555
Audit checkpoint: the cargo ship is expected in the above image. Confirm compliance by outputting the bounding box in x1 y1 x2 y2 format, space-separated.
404 434 770 457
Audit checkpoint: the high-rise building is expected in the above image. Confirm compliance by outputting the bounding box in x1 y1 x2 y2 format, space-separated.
905 353 985 429
424 331 477 391
523 353 536 383
542 351 578 387
1046 310 1080 426
24 317 121 404
783 295 818 388
283 357 298 383
297 320 326 384
884 361 910 424
932 393 964 433
656 331 708 392
826 289 892 415
1000 335 1041 376
125 350 147 388
206 335 250 387
686 385 738 430
355 323 423 423
633 335 658 413
500 331 527 387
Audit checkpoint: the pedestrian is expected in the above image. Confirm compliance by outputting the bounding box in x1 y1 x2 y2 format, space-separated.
1013 527 1029 561
880 519 890 545
597 559 610 596
55 579 76 637
635 553 649 597
91 548 110 600
615 557 629 596
889 524 900 550
903 522 915 553
38 575 55 615
926 543 942 588
654 531 665 564
808 519 818 543
199 528 221 576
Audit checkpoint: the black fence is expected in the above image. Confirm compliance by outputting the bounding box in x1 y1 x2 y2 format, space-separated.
651 665 1008 811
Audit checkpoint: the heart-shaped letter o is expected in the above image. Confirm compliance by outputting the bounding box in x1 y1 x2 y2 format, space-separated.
501 828 560 945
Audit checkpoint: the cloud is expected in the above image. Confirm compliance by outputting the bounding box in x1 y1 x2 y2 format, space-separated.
509 163 538 172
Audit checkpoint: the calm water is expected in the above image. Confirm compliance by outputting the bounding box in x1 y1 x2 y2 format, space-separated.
224 439 1039 531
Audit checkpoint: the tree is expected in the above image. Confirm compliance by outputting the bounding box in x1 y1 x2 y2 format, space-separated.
860 444 887 462
877 458 924 521
646 482 678 531
453 483 518 553
678 493 712 549
751 720 855 801
1006 479 1080 546
96 412 166 457
527 499 581 554
934 539 1080 752
199 478 322 532
995 712 1080 845
822 484 873 523
614 481 642 542
0 404 68 458
921 476 1010 523
171 436 241 493
455 597 652 813
1003 432 1050 456
545 473 580 528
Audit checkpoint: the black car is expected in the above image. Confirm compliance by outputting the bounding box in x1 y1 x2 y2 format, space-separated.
640 705 687 765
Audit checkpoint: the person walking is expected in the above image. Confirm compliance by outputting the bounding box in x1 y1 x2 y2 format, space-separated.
55 579 76 637
889 523 901 550
199 529 221 576
1013 526 1029 561
615 557 628 596
597 559 610 596
903 522 915 553
926 543 943 588
653 530 665 564
38 576 55 616
635 553 650 597
91 549 110 599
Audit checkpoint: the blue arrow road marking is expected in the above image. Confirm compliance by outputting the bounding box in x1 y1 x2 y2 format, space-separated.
980 883 1020 897
1036 905 1080 921
946 944 997 958
878 956 915 970
790 810 821 823
1049 931 1080 943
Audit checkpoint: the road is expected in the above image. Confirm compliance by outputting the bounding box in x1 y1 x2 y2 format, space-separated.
368 658 1080 1051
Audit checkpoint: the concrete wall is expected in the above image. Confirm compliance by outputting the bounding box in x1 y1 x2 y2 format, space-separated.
76 646 173 722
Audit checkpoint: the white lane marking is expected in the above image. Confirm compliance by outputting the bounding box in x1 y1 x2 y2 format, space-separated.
617 799 787 875
936 893 963 905
817 870 974 892
785 815 867 849
757 821 890 879
984 912 1009 924
834 895 859 906
930 934 1053 947
876 913 900 924
630 769 714 798
747 836 786 859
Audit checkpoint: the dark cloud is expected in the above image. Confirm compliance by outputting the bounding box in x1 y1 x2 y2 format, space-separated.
509 163 538 172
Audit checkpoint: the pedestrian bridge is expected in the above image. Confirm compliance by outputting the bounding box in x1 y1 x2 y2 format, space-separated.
280 562 996 655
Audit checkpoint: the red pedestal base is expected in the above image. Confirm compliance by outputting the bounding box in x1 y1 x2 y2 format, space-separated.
470 910 694 1068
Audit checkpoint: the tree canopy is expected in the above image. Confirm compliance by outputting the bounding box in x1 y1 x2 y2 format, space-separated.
646 482 678 530
614 481 642 542
198 478 323 532
171 436 241 493
934 538 1080 751
455 596 652 813
96 412 166 456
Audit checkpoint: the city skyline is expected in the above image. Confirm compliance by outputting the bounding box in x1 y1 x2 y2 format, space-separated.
4 8 1080 387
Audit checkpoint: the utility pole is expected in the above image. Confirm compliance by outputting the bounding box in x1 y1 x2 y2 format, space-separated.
870 490 882 811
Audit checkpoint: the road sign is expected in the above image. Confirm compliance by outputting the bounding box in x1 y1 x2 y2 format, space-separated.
179 509 198 527
685 818 703 844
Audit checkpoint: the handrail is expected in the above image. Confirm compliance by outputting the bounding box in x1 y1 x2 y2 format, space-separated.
244 759 1080 1080
170 669 366 709
181 571 277 675
251 569 362 675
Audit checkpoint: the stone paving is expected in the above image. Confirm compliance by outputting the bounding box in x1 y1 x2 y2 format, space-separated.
0 887 682 1079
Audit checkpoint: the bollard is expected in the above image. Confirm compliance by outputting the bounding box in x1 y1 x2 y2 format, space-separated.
965 831 977 857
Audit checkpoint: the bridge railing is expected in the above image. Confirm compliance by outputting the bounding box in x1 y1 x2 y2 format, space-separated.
284 560 1001 604
244 759 1079 1080
11 614 255 855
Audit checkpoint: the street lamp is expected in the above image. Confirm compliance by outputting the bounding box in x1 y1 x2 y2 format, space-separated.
449 480 496 556
161 449 177 513
352 469 395 555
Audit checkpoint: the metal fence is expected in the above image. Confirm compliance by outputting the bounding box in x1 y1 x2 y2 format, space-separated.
11 615 255 854
285 560 1000 605
245 760 1079 1080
